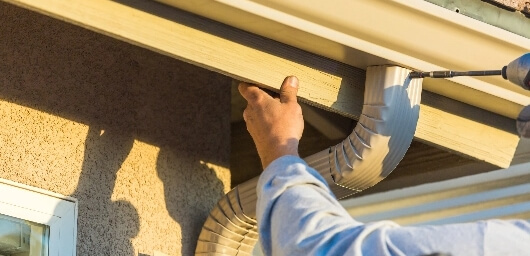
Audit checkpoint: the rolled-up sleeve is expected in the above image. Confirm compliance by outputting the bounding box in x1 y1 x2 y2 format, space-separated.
256 156 530 256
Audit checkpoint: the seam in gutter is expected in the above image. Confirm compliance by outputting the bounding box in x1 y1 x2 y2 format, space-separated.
195 66 422 255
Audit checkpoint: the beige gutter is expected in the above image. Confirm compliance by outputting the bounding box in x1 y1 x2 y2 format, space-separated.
161 0 530 119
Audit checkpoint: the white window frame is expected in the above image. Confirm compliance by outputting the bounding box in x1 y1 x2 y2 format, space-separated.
0 178 77 255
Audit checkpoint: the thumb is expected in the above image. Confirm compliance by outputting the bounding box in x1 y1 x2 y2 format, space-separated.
280 76 299 104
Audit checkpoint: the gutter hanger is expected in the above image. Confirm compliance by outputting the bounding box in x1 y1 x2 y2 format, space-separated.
195 66 423 255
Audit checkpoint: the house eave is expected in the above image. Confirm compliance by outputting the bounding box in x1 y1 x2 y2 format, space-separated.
1 0 522 167
160 0 530 119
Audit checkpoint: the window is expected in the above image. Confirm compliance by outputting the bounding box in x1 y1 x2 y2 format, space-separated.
0 214 49 256
0 178 77 255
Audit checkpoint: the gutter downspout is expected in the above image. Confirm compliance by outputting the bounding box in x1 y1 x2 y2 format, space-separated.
195 65 423 255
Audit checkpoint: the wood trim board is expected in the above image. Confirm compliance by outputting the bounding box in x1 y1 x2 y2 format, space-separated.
1 0 520 167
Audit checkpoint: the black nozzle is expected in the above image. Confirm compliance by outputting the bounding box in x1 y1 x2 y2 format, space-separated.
502 66 508 80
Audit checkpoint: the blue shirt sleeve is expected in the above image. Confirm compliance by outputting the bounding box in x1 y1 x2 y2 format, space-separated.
256 156 530 256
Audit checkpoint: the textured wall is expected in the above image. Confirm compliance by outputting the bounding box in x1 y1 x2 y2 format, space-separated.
0 2 231 255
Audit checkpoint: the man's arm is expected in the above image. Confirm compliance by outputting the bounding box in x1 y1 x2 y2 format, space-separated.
239 77 530 256
256 156 530 256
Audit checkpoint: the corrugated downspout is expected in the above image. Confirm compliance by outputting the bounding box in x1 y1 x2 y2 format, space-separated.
330 66 422 193
195 66 423 255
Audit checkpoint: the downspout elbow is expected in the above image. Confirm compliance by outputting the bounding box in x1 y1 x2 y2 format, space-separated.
329 66 422 193
195 65 423 255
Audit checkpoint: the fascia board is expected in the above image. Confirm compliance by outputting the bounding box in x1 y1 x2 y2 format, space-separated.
161 0 530 119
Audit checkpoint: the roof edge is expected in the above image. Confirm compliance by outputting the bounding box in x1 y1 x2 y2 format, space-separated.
161 0 530 118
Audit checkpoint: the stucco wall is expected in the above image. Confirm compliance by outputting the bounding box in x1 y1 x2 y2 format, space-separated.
0 2 231 255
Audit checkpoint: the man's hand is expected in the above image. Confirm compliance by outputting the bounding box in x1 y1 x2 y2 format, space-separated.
239 76 304 169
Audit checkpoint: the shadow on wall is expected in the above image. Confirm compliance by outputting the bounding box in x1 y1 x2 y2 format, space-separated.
0 2 230 255
72 128 138 254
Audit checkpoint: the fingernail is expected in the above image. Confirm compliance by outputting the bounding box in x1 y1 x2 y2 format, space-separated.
287 76 298 88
